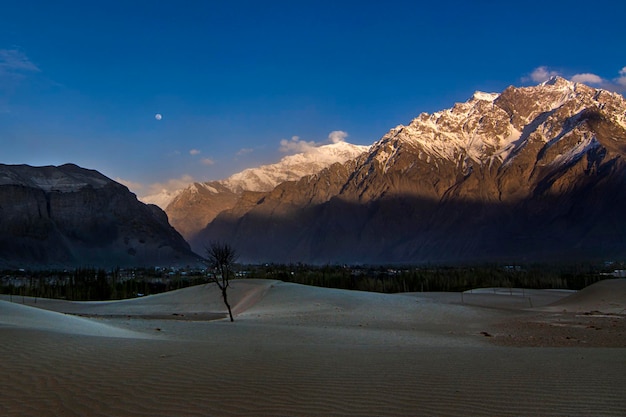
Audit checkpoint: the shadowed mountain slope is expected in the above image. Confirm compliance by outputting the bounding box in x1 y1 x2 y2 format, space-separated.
193 78 626 264
0 163 200 269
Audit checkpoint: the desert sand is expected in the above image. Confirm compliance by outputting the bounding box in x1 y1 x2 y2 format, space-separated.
1 278 625 416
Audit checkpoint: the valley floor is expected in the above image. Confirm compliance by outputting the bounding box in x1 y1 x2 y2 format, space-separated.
1 279 625 417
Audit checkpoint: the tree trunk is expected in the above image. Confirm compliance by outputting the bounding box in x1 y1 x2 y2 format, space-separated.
222 287 234 322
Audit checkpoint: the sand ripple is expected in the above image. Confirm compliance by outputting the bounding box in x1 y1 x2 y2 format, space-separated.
2 279 626 416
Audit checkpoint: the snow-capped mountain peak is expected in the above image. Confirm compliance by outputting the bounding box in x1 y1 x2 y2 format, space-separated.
189 79 626 264
141 141 370 209
219 141 370 193
371 77 626 170
472 91 499 102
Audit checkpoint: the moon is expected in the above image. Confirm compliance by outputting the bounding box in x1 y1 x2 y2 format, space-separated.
155 113 162 121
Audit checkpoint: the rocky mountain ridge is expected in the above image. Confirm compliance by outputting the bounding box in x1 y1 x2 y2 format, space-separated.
158 140 369 240
0 164 200 269
192 77 626 264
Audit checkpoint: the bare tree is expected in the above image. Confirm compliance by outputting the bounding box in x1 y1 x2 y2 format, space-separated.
205 241 238 322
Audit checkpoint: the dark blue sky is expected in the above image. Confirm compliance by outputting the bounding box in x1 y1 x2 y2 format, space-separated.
2 0 625 197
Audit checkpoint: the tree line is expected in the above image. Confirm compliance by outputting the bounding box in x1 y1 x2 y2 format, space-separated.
0 267 208 301
1 261 618 302
248 262 611 293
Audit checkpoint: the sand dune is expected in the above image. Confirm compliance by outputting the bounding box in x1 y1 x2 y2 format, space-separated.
1 279 625 416
1 279 277 318
544 278 626 314
0 300 149 338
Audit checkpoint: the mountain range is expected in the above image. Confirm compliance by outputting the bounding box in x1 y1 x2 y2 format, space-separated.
3 77 626 267
185 77 626 264
146 140 369 240
0 164 199 269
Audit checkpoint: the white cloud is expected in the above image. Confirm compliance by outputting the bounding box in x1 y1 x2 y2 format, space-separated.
0 49 40 110
524 66 626 93
201 158 214 166
115 174 202 203
116 175 196 203
0 49 39 75
236 148 254 156
115 177 144 193
279 135 317 153
141 175 196 198
189 149 201 156
528 66 560 83
615 67 626 87
279 131 351 154
567 67 626 92
328 130 348 143
571 73 604 84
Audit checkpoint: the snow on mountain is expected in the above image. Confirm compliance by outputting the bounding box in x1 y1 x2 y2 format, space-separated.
193 77 626 264
371 76 626 171
144 77 626 210
141 141 369 208
372 89 520 170
141 188 183 208
219 141 370 193
472 91 498 102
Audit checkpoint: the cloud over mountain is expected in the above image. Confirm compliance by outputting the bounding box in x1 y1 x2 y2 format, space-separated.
527 66 626 93
328 130 348 143
192 77 626 264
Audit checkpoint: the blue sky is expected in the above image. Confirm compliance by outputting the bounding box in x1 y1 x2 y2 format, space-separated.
2 0 625 197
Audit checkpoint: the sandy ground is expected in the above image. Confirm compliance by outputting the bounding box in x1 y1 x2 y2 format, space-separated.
1 279 625 416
